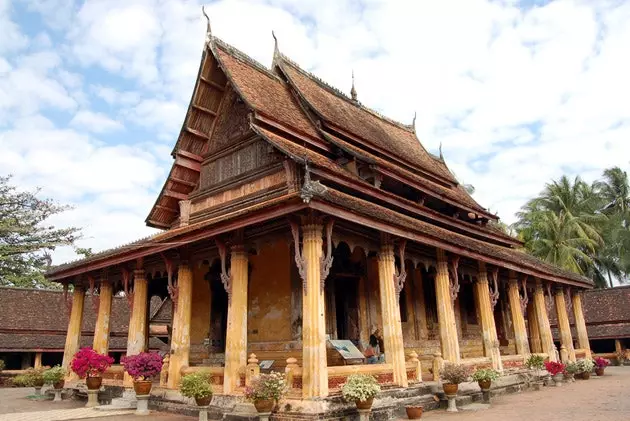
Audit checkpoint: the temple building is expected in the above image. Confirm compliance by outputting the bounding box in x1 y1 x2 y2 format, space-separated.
46 20 593 412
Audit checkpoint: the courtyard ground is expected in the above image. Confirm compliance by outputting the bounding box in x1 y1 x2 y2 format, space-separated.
0 366 628 421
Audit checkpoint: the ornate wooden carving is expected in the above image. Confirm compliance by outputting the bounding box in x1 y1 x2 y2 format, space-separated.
200 140 278 190
488 267 499 309
394 239 407 300
207 89 250 155
448 255 460 302
300 160 327 203
289 220 307 293
284 159 298 192
216 238 232 304
63 282 72 316
162 254 178 310
519 275 529 315
320 219 335 292
565 286 572 314
545 283 553 313
88 275 99 314
121 268 133 310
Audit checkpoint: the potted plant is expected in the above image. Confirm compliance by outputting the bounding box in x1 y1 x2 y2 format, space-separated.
575 358 594 380
525 354 545 390
564 361 578 382
440 363 470 395
544 361 565 386
122 352 163 395
26 367 45 388
180 372 213 407
471 368 499 391
12 374 32 388
70 347 114 390
593 357 610 376
245 372 288 413
43 365 67 390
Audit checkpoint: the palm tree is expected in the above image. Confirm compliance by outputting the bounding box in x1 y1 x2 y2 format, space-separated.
594 167 630 214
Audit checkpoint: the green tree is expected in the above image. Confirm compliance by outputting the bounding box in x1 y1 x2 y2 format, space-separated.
0 176 80 288
513 175 607 287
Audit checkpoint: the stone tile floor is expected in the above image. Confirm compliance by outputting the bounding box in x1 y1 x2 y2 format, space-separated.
1 367 628 420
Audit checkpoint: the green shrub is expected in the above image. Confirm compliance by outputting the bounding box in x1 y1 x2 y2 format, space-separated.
341 374 381 402
180 372 213 400
471 368 499 382
525 354 545 370
43 366 66 385
13 374 33 387
441 363 471 385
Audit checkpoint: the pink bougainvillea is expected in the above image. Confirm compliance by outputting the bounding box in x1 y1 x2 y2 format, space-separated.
70 347 114 378
593 357 610 369
121 352 163 381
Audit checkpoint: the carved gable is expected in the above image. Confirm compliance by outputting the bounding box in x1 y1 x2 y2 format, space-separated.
207 88 251 156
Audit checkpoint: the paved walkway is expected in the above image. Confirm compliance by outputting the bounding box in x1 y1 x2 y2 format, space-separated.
422 366 630 421
1 367 629 420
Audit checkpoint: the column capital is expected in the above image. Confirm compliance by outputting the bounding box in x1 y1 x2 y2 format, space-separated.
508 277 518 287
74 284 85 293
554 285 566 295
134 268 146 279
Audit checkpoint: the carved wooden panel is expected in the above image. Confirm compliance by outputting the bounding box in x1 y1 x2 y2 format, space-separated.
191 169 286 214
208 89 250 155
199 140 278 190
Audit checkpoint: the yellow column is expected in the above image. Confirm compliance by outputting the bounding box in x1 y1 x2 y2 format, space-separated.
124 269 148 387
34 352 42 369
572 291 591 359
62 285 85 374
507 275 530 355
93 280 113 355
301 222 328 399
533 281 557 361
414 269 429 339
527 300 542 353
435 249 460 363
377 239 408 387
168 261 194 389
474 263 503 370
223 245 249 394
554 287 576 362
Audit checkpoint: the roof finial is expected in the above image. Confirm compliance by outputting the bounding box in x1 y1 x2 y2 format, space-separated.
272 30 279 55
439 142 444 160
411 111 417 132
202 5 212 44
350 70 358 102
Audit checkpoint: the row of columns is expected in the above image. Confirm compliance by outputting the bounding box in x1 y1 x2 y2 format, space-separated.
61 223 591 397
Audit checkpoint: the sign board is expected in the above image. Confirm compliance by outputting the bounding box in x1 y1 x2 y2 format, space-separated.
329 339 365 360
259 360 274 370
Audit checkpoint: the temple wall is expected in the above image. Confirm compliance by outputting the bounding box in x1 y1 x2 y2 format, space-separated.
190 264 211 365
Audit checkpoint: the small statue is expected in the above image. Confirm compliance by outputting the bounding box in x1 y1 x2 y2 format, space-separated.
160 354 170 387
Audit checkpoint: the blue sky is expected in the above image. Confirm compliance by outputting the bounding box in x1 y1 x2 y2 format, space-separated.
1 0 629 265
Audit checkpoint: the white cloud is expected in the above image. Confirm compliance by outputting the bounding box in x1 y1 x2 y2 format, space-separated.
70 110 124 133
4 0 630 266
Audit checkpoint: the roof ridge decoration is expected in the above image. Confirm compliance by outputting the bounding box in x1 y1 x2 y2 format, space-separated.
277 53 416 133
300 159 327 203
350 70 358 102
202 5 212 46
212 37 283 82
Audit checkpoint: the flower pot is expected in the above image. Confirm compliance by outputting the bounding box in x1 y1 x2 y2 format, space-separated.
443 383 458 395
563 373 574 382
532 381 543 391
595 367 605 376
133 380 152 396
254 399 275 413
581 371 591 380
355 397 374 410
86 376 102 390
195 396 212 407
406 405 423 419
34 378 45 387
552 374 563 386
477 380 492 391
53 380 65 390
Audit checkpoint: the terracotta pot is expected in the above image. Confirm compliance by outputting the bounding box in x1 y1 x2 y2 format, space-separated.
443 383 458 395
53 380 65 390
595 367 605 376
355 397 374 410
406 405 424 419
133 380 152 396
254 399 275 413
478 380 492 391
195 395 212 407
582 371 591 380
86 376 102 390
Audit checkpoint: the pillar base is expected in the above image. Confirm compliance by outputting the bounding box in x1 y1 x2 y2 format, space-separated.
357 409 371 421
34 387 42 396
86 390 99 408
135 395 150 416
257 412 272 421
198 406 210 421
446 394 458 412
53 390 63 402
481 390 490 404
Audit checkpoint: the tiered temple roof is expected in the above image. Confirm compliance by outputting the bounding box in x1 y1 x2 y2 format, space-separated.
46 29 592 289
